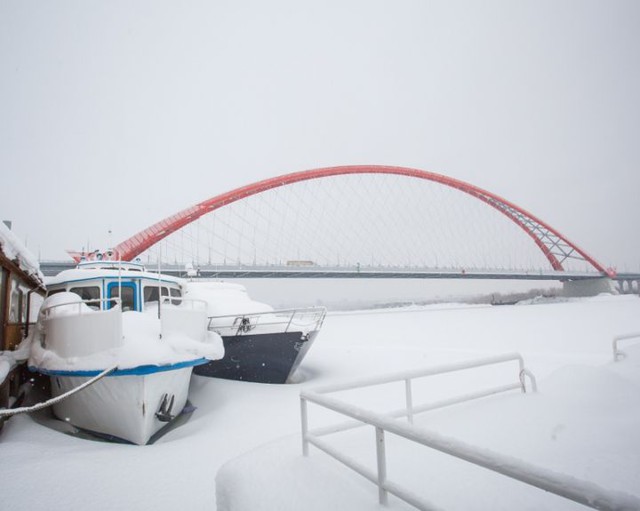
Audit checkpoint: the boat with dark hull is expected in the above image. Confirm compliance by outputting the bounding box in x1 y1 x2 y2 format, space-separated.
184 281 325 383
193 308 326 384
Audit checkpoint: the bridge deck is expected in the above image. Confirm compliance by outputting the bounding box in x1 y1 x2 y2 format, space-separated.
39 261 615 281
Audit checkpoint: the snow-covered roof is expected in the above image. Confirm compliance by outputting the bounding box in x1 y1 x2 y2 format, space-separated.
46 266 183 287
0 222 44 287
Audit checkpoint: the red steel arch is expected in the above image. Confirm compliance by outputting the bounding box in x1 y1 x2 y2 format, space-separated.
106 165 609 274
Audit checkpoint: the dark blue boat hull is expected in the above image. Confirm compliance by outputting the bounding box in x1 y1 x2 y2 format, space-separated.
193 330 320 384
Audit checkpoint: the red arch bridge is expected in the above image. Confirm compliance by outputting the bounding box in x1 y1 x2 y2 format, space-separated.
48 166 633 289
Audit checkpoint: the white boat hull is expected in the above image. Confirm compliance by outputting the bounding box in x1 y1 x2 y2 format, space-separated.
50 367 192 445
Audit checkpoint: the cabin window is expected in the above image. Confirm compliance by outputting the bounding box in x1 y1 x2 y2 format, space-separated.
46 288 66 297
8 277 25 323
108 283 136 312
143 285 181 306
69 286 101 308
143 285 168 304
170 288 182 305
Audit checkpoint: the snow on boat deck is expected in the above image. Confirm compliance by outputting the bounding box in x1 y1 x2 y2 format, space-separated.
2 295 639 510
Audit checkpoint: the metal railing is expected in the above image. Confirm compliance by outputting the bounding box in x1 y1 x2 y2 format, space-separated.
41 297 120 317
207 307 326 336
160 297 207 310
613 332 640 361
300 353 640 511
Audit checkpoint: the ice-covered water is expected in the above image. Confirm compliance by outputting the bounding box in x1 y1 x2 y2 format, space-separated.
1 295 639 511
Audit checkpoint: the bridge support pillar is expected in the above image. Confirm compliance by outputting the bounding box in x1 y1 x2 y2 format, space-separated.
562 278 617 298
615 279 639 295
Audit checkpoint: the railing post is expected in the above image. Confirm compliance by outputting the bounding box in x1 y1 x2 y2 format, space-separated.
516 355 526 393
285 310 295 333
405 379 414 424
375 427 388 505
301 397 309 456
613 333 640 362
613 338 623 362
519 369 537 393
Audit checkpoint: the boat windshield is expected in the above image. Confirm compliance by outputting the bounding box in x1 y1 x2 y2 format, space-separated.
69 286 101 309
108 283 136 312
143 285 182 306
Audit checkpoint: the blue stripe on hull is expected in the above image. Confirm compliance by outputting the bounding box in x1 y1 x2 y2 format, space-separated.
30 357 210 377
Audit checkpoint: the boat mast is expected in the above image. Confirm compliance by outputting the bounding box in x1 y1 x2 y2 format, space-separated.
157 244 162 331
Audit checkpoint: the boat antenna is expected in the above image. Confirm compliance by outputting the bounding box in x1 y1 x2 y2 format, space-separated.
157 245 162 324
117 250 122 310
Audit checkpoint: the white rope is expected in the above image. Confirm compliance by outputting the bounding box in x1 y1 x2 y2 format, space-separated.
0 365 118 418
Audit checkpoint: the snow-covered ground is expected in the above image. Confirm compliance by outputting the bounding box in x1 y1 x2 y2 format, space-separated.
2 295 639 510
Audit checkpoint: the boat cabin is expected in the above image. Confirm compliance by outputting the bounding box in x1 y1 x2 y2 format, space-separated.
45 261 184 312
0 223 45 423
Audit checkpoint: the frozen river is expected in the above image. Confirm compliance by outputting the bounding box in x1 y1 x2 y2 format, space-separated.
2 295 639 510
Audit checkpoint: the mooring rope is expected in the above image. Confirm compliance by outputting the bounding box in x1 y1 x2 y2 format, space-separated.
0 365 118 418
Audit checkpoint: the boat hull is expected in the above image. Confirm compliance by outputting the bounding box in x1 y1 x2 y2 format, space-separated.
194 330 320 384
50 367 193 445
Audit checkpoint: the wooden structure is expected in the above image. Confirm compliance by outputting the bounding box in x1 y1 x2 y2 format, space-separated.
0 227 45 425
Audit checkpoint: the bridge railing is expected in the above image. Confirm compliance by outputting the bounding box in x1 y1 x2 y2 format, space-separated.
300 353 640 511
38 260 619 280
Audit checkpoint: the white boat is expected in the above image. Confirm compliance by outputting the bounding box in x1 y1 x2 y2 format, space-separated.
28 260 223 445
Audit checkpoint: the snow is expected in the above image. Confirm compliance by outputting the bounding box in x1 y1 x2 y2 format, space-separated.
184 281 273 316
0 221 44 285
0 339 30 387
44 265 182 287
1 295 640 511
27 293 224 372
34 291 94 317
0 359 10 385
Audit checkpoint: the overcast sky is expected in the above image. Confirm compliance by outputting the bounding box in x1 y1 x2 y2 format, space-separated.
1 0 639 271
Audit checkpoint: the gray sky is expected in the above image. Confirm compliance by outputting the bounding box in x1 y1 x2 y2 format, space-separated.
2 0 639 271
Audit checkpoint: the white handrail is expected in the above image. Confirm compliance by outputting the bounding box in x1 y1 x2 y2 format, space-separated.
42 297 121 318
300 353 639 511
613 332 640 361
161 297 208 310
310 352 535 395
308 382 523 439
207 306 326 320
208 307 326 334
303 431 443 511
